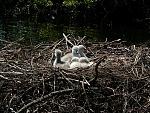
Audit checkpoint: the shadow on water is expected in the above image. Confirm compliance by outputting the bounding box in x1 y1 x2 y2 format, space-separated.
0 18 150 46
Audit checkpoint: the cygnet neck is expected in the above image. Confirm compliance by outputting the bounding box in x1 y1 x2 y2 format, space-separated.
78 45 86 57
79 51 86 57
56 57 62 63
72 51 78 57
54 49 63 63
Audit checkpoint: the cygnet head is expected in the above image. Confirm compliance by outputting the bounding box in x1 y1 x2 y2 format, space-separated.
71 57 79 63
78 45 85 51
55 49 62 58
79 57 94 68
72 46 79 57
79 57 89 63
78 45 86 57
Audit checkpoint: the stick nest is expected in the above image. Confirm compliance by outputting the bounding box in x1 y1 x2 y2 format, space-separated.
0 36 150 113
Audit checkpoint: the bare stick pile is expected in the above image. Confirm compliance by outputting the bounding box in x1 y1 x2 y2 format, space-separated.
0 35 150 113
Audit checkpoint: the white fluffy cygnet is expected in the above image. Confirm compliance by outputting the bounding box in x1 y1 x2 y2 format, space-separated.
69 57 94 69
69 57 80 69
53 49 70 69
78 45 86 57
61 45 79 63
79 57 94 68
78 45 90 61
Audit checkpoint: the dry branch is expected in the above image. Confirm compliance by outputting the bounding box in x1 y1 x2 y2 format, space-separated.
16 89 73 113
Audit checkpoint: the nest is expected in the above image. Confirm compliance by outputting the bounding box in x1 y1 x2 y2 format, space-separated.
0 35 150 113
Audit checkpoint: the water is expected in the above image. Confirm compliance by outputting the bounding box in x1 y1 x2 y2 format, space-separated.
0 18 150 46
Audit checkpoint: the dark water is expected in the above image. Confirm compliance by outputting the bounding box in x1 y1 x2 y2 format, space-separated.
0 18 150 46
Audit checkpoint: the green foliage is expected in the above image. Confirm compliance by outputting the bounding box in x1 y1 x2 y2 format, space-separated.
63 0 94 6
63 0 78 6
39 24 58 41
32 0 53 7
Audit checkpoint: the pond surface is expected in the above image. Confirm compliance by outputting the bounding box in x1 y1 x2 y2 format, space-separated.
0 18 150 46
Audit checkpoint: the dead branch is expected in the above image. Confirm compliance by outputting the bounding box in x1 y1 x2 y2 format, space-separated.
16 89 73 113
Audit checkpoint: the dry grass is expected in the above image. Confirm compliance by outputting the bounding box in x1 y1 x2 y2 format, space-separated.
0 35 150 113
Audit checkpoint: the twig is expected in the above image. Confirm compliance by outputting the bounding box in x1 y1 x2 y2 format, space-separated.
34 42 44 50
63 33 69 49
60 70 75 87
0 72 23 75
123 79 129 113
0 75 21 83
0 74 9 80
41 75 45 97
77 36 86 45
0 39 11 43
102 39 122 47
1 38 24 50
57 77 89 85
130 95 147 112
16 89 73 113
35 38 64 60
82 75 90 86
9 108 17 113
133 49 141 65
51 38 64 52
7 64 29 72
81 81 94 112
63 33 74 47
7 94 17 113
89 56 107 83
54 74 56 92
128 81 149 96
135 68 139 78
87 47 97 58
31 57 34 68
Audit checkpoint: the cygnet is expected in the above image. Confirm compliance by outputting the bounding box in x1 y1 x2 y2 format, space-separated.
69 57 80 69
61 45 79 63
53 49 70 69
